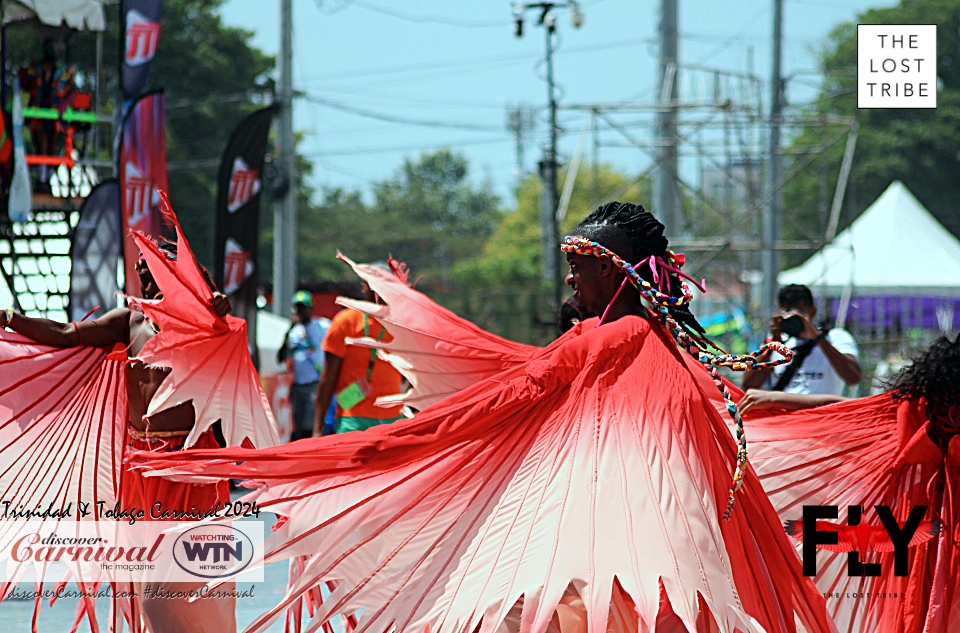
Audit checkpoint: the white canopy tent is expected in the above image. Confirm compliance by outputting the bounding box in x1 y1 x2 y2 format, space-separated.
2 0 105 30
779 181 960 297
257 309 291 376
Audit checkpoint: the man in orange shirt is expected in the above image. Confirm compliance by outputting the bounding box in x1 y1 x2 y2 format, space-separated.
313 270 404 435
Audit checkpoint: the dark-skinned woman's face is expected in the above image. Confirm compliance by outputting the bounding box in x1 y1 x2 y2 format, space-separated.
136 260 160 300
565 252 608 316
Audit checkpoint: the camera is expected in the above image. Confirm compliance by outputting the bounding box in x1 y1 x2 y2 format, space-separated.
780 314 804 339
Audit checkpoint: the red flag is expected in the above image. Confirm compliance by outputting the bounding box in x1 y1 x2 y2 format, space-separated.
120 90 170 297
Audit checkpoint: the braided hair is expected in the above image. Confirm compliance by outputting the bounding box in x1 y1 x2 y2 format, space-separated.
567 201 797 520
573 201 707 341
889 335 960 419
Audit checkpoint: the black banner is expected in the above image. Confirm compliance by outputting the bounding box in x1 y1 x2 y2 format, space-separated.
215 106 276 364
121 0 162 100
68 180 123 321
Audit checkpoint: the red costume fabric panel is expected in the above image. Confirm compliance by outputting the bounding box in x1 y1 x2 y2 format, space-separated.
0 193 278 632
0 339 126 521
335 255 538 411
134 315 834 633
129 191 280 451
121 427 229 520
746 394 959 632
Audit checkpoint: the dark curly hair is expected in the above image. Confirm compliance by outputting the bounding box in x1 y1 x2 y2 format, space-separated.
573 201 707 339
778 284 814 308
889 335 960 420
558 298 592 334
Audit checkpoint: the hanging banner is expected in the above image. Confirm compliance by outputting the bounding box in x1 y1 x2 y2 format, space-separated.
215 106 276 365
9 79 32 222
120 90 169 297
121 0 163 100
68 180 123 320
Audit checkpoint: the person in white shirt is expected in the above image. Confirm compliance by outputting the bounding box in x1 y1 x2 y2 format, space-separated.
739 284 861 412
278 289 332 440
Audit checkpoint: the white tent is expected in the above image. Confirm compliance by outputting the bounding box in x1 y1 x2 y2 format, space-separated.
779 181 960 296
2 0 105 31
257 309 291 376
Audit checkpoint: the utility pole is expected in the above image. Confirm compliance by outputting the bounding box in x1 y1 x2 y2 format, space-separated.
761 0 783 325
654 0 680 237
505 106 537 181
513 2 584 309
592 109 600 204
274 0 296 315
542 12 560 303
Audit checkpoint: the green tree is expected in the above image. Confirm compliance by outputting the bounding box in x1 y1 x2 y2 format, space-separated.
454 164 648 289
295 185 375 282
782 0 960 268
8 0 274 268
295 149 502 289
142 0 274 265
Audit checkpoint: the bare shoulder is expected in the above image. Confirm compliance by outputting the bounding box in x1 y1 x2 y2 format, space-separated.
101 308 135 332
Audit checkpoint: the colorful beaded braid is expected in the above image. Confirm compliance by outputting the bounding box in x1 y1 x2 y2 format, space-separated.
561 236 794 520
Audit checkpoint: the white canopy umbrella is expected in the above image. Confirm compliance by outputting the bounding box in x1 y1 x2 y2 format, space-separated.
2 0 105 31
780 181 960 296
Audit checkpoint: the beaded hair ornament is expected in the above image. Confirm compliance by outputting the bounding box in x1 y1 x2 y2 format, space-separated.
561 235 794 520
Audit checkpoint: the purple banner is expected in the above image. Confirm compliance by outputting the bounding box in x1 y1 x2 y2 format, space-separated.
830 295 960 332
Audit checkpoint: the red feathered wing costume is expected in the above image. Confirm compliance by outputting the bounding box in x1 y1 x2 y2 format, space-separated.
335 255 538 411
0 193 279 631
0 340 126 632
746 395 958 633
333 254 739 422
329 257 954 633
134 314 834 633
129 192 280 451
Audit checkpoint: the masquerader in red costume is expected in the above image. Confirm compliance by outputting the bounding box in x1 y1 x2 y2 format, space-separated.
744 334 960 633
0 192 279 633
134 202 836 633
325 229 960 633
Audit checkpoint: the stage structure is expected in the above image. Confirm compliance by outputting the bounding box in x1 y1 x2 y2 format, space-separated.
0 0 112 321
559 61 857 334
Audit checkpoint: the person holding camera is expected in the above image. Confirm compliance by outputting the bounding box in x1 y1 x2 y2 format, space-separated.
739 284 861 414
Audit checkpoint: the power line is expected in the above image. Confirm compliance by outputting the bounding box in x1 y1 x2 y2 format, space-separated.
331 0 511 28
298 36 652 84
299 86 514 111
302 136 511 158
301 94 503 132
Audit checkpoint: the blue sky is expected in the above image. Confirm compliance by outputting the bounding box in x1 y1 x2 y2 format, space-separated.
221 0 893 205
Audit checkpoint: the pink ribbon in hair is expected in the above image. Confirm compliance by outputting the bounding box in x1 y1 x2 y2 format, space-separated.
597 253 707 328
635 254 707 295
